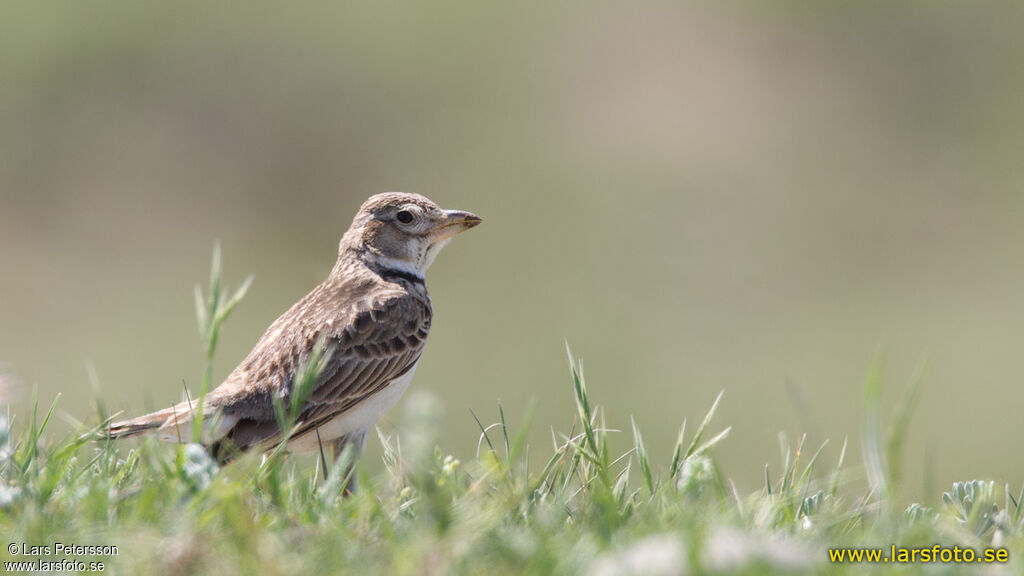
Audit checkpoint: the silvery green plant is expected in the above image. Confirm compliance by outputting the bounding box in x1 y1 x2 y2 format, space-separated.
180 443 219 492
0 410 10 461
0 412 18 509
800 489 828 519
943 480 999 537
904 502 936 524
676 455 715 499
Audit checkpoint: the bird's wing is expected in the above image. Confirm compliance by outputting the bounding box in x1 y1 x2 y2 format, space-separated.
210 287 430 454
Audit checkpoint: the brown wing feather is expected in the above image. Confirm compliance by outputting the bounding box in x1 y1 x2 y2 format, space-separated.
207 276 430 455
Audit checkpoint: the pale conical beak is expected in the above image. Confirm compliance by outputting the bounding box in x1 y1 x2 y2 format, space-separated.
432 209 482 239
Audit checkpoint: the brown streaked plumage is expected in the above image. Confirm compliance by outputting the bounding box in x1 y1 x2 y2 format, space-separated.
107 192 481 485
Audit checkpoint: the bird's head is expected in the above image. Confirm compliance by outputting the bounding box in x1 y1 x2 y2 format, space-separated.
340 192 482 278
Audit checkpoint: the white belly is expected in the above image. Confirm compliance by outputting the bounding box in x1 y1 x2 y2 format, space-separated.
287 361 419 452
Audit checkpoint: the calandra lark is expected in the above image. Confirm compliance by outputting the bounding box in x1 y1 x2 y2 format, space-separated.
108 192 481 484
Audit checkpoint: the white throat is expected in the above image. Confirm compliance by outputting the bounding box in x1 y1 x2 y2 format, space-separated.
371 237 452 279
373 255 426 279
422 238 451 270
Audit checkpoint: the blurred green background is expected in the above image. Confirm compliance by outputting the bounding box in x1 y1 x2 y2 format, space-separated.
3 1 1023 501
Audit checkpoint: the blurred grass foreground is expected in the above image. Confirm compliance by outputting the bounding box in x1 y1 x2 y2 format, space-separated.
0 336 1020 574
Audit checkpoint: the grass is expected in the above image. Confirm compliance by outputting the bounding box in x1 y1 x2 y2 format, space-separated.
1 251 1022 575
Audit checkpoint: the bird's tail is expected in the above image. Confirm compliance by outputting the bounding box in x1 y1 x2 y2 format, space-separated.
105 401 196 440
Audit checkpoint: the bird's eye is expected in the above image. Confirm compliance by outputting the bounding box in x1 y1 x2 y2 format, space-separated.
396 210 414 224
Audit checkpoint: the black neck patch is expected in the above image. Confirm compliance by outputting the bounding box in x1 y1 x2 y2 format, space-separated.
377 266 425 285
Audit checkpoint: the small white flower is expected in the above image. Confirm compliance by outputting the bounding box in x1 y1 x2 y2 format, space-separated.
182 443 218 489
0 485 22 508
590 535 687 576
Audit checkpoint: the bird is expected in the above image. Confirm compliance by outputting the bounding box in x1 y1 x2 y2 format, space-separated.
106 192 481 489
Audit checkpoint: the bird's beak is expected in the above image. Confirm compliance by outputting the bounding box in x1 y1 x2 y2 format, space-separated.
432 209 483 240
